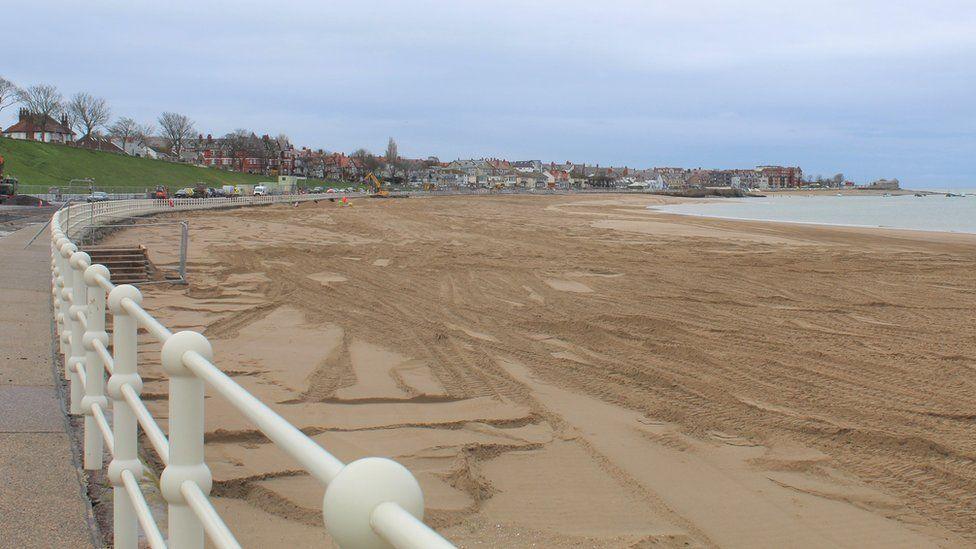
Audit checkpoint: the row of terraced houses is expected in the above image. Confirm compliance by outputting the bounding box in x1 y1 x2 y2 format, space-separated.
2 111 813 190
181 133 810 190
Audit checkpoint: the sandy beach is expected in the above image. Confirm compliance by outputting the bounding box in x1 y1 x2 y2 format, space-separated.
98 194 976 547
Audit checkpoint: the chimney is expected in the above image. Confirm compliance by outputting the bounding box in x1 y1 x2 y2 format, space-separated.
19 108 27 121
60 113 69 129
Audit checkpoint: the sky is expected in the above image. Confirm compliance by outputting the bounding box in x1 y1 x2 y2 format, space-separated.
3 0 975 188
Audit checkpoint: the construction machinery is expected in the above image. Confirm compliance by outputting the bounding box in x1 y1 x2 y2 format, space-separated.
151 185 169 199
364 172 390 198
0 156 19 204
0 176 17 204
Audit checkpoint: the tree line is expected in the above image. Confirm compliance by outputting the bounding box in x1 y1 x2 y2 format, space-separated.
1 75 406 177
0 75 201 158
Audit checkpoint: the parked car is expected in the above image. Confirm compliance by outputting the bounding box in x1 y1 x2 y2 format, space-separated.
311 186 323 193
253 185 268 196
86 191 109 202
173 188 194 198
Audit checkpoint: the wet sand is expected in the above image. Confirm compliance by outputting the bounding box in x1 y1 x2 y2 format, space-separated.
101 194 976 547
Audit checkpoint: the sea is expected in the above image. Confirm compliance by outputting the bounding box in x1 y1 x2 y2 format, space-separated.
651 192 976 234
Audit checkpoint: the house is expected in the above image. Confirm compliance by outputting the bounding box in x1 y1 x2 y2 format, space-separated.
729 169 764 190
516 171 546 188
323 153 356 180
111 138 160 159
2 108 75 143
544 169 571 189
434 168 467 187
512 160 542 173
74 134 124 153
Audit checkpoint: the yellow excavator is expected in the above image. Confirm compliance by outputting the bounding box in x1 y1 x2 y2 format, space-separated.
364 172 390 198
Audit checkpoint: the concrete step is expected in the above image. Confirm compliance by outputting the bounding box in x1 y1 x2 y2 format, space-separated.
81 245 154 285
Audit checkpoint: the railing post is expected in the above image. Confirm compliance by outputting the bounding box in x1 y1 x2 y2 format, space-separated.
179 221 188 281
160 331 213 549
107 284 144 549
52 237 65 356
60 242 82 415
82 262 110 469
54 237 70 357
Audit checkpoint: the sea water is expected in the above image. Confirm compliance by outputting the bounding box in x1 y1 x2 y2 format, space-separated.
651 193 976 234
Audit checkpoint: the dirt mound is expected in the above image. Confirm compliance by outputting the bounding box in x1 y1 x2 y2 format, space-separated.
4 195 50 206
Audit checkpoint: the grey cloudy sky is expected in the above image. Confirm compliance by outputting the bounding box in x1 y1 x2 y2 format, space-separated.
4 0 975 187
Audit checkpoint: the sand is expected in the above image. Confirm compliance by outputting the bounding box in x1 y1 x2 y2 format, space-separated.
99 194 976 547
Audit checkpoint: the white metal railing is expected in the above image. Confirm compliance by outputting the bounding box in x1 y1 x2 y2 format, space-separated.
50 194 455 549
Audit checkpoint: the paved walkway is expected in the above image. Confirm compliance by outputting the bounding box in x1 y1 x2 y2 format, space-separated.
0 223 94 547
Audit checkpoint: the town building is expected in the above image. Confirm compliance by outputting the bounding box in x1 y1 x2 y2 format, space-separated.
757 166 803 188
2 108 75 143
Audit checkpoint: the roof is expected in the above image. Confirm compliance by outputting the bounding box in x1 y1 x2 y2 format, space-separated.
3 113 74 136
74 134 124 153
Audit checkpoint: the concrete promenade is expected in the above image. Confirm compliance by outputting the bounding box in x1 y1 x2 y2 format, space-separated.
0 223 94 547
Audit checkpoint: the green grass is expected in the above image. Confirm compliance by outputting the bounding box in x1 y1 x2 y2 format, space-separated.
0 136 282 192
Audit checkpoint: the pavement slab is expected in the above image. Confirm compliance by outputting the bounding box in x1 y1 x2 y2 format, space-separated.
0 224 95 547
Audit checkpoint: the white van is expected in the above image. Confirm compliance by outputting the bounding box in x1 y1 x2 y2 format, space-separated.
253 185 268 196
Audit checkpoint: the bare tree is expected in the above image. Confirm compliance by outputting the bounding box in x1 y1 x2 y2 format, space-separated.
224 128 252 153
276 133 290 149
223 129 262 170
385 137 398 164
136 123 155 147
109 117 139 153
157 112 195 158
351 148 381 174
67 92 111 138
63 108 81 135
0 76 18 114
16 84 63 125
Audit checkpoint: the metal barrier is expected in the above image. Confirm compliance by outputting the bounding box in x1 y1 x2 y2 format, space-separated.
50 194 454 548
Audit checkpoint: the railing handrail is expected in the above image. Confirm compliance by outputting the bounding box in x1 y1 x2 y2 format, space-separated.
50 193 456 548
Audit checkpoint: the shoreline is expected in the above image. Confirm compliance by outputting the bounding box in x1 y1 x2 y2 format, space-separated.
645 193 976 237
646 206 976 237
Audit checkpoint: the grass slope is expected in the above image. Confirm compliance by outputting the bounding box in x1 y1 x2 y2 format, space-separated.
0 137 274 191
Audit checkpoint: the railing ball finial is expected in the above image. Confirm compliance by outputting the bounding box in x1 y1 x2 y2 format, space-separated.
84 263 110 287
160 330 212 377
60 241 77 258
323 457 425 549
108 284 142 314
69 251 91 270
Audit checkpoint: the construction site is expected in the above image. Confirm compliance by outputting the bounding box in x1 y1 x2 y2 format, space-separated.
77 193 976 547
